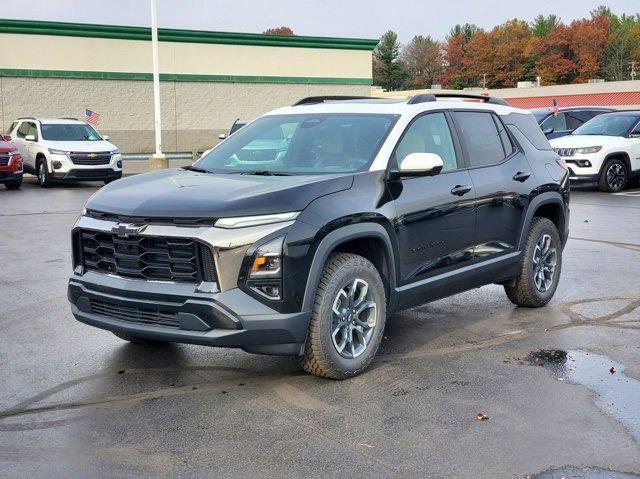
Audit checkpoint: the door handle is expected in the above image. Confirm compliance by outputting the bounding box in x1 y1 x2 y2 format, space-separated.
450 185 472 196
513 171 531 182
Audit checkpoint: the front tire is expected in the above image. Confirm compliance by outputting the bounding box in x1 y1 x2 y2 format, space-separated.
504 217 562 308
36 159 53 188
598 158 627 192
298 253 386 379
112 331 166 345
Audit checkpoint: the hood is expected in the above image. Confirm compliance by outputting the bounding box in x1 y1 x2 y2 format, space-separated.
86 169 354 218
46 140 116 152
0 141 16 154
549 135 624 148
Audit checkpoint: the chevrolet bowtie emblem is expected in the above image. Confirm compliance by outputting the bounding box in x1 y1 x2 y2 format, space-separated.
111 223 143 238
89 153 97 158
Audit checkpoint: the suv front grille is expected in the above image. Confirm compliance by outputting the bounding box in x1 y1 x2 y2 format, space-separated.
90 299 180 328
70 151 112 165
0 154 11 166
78 229 216 283
554 148 576 157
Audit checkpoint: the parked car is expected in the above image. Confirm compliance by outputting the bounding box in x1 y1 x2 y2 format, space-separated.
68 94 569 379
549 110 640 192
6 117 122 187
532 106 615 139
0 134 23 190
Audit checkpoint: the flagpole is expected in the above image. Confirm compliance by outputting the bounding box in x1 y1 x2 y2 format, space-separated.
149 0 168 170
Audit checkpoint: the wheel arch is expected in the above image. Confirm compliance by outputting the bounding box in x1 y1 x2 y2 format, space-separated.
600 152 631 176
301 223 398 313
517 192 567 250
35 152 50 172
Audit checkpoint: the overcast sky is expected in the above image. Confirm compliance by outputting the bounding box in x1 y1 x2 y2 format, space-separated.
3 0 639 42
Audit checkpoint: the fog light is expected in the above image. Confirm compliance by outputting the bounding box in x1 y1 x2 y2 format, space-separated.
254 285 281 299
575 160 591 168
117 160 122 168
52 161 62 170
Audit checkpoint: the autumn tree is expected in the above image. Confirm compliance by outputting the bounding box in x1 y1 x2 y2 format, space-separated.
439 24 480 89
373 31 408 91
401 35 443 89
263 27 294 35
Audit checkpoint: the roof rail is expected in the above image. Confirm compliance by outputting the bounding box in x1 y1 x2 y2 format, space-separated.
292 95 373 106
61 117 79 120
17 116 39 121
430 93 510 106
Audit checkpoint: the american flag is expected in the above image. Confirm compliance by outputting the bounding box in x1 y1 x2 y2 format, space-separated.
551 98 559 116
84 108 101 125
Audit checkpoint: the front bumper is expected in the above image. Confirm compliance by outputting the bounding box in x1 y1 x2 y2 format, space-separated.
68 271 309 355
52 169 122 181
0 169 23 182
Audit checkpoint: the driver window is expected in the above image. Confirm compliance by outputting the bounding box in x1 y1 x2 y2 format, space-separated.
395 112 458 172
541 113 567 132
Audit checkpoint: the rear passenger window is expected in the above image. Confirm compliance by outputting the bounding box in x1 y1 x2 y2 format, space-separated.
566 111 587 130
455 111 507 167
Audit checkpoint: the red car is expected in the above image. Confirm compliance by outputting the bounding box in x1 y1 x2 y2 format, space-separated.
0 134 23 189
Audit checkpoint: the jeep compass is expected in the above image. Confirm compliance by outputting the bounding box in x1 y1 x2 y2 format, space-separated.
68 94 570 379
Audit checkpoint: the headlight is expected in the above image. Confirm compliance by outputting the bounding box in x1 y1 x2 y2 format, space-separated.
48 148 70 155
110 149 120 155
576 146 602 154
249 236 283 279
216 212 299 229
247 236 284 300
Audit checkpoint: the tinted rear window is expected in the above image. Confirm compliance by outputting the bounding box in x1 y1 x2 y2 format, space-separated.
503 112 552 150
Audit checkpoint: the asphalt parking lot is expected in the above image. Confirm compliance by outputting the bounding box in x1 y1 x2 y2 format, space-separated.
1 176 640 479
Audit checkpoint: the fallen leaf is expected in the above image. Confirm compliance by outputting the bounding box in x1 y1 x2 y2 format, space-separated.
476 412 488 421
359 443 374 448
609 367 616 374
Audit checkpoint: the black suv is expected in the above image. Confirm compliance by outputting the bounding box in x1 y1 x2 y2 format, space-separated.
68 94 570 379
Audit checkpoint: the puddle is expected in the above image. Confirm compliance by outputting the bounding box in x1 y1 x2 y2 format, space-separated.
530 466 640 478
528 349 640 441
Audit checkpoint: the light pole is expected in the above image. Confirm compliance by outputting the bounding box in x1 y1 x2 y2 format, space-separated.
149 0 168 170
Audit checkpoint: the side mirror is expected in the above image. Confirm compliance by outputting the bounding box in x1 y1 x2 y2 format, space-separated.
102 135 110 141
391 152 444 178
25 134 36 141
218 134 226 140
542 128 554 135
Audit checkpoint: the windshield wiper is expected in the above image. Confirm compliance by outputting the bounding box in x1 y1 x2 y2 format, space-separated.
182 165 212 173
240 170 291 176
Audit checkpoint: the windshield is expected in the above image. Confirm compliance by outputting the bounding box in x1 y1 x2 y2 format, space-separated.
195 113 398 175
572 115 638 137
41 123 102 141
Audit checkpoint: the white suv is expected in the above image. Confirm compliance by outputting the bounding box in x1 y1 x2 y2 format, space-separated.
7 118 122 187
549 111 640 192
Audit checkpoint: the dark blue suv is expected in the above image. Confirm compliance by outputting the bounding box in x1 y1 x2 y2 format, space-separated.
532 106 615 139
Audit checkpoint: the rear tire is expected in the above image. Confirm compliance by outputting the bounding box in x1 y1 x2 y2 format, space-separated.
598 158 627 192
36 158 53 188
112 331 166 345
504 217 562 308
5 179 21 190
298 253 386 379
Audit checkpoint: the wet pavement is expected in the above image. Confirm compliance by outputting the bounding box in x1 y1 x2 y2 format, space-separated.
1 178 640 478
